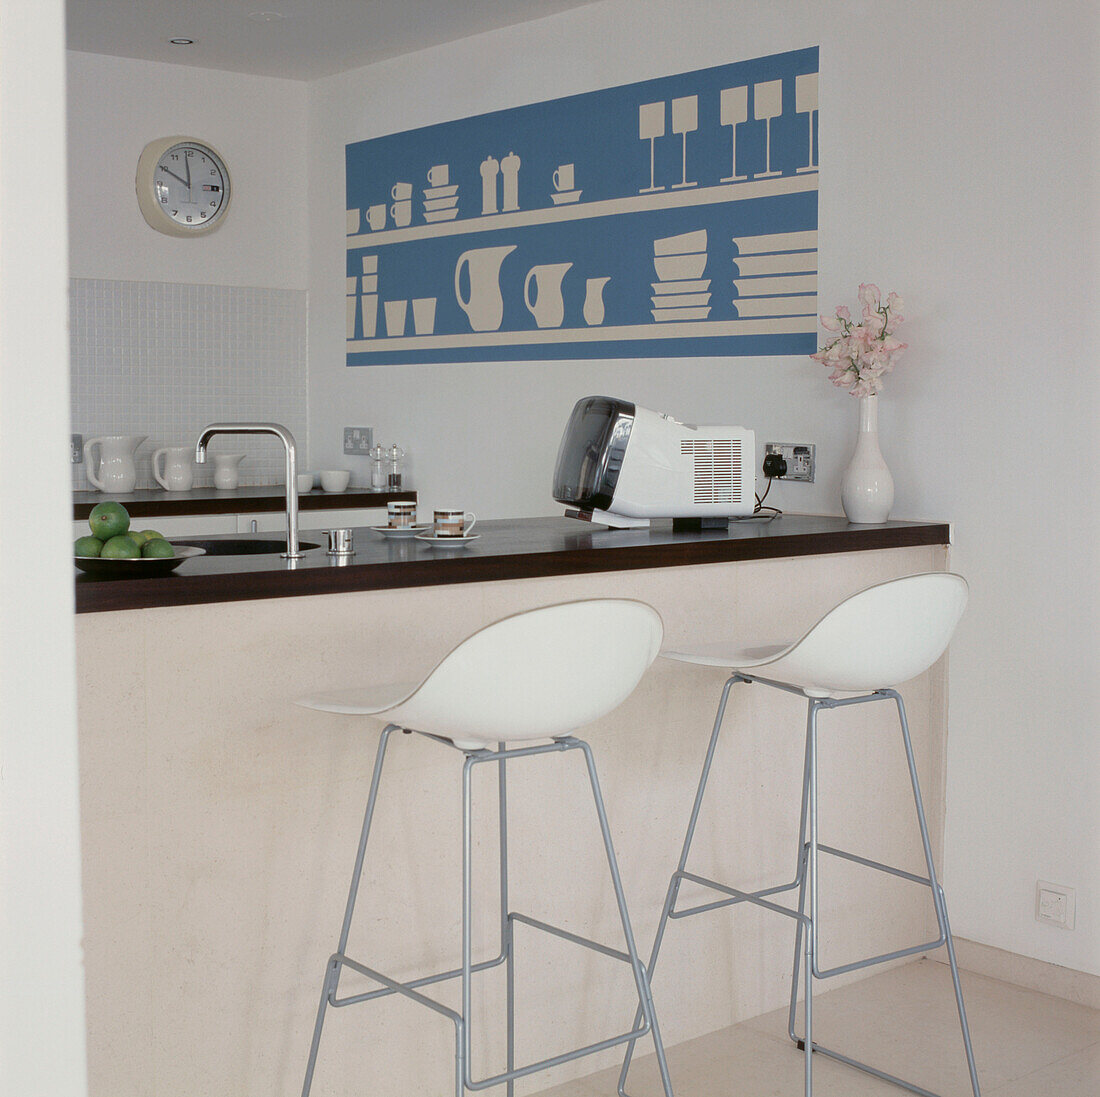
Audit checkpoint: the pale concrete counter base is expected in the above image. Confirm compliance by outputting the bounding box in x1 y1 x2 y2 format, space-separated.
76 545 948 1097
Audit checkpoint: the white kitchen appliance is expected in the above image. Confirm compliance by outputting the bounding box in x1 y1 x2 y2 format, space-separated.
552 396 755 527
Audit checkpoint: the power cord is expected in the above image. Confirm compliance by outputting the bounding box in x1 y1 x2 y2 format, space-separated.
749 473 782 521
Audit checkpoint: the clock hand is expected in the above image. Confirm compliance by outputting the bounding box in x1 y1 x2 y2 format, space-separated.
184 153 191 194
159 165 189 187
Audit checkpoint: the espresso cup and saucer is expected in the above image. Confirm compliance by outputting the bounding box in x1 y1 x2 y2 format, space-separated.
370 500 429 539
415 508 479 547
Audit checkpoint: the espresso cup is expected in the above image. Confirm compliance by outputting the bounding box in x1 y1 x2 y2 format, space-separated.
433 509 476 537
387 501 417 527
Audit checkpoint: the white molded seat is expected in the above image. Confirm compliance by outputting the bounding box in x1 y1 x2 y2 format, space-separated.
620 573 981 1097
662 572 968 696
297 598 664 748
297 598 675 1097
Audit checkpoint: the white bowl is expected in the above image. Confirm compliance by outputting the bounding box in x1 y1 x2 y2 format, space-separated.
296 472 315 493
319 469 350 492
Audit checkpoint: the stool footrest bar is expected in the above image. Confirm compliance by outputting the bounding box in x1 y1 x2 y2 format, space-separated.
817 843 934 888
813 936 947 980
510 911 637 967
670 870 807 923
328 953 461 1023
330 949 508 1007
795 1038 943 1097
466 1025 652 1091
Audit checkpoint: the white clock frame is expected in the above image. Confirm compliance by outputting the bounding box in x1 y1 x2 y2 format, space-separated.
136 136 231 237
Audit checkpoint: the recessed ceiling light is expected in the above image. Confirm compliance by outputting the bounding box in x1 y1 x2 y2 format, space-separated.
168 37 194 46
248 11 287 21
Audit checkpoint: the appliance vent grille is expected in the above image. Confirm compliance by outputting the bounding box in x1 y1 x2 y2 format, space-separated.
682 438 743 504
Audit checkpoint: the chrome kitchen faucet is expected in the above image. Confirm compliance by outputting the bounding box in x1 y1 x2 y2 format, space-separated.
196 422 302 558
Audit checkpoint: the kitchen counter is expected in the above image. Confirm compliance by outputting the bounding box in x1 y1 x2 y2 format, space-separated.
74 513 950 613
73 484 415 520
74 516 951 1097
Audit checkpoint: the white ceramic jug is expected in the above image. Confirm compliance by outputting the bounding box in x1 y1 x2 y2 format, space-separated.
212 453 246 490
152 445 194 492
84 434 147 493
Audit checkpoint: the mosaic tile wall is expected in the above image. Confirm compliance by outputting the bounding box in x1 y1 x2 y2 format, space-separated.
70 279 308 490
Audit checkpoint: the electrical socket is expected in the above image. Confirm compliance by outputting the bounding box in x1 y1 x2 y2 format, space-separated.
764 442 815 482
1036 881 1075 929
343 426 373 455
71 433 84 464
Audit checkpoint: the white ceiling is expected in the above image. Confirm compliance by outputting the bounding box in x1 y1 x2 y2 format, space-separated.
66 0 602 81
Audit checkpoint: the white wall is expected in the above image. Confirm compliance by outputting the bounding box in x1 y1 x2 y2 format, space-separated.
1 1 88 1093
66 55 313 475
67 51 309 288
308 0 1100 976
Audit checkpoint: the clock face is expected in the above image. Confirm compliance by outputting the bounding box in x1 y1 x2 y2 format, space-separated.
136 137 231 236
154 143 229 228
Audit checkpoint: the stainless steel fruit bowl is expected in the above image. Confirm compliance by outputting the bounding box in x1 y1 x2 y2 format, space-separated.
74 544 206 578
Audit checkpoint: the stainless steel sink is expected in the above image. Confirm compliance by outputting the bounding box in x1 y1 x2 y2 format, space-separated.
172 538 321 556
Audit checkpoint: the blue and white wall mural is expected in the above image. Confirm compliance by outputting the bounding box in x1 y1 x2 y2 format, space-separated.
345 47 818 366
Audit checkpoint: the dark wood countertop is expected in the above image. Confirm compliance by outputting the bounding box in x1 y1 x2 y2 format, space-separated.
74 514 951 614
73 485 415 519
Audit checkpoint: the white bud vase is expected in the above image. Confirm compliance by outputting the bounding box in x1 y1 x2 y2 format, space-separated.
841 394 894 523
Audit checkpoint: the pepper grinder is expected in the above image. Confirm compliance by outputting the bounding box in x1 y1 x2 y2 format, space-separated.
387 444 405 490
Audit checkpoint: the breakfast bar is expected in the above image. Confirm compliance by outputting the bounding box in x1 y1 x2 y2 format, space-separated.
74 513 948 612
74 515 952 1097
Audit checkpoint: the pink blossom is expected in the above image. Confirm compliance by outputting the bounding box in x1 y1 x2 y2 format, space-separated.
857 283 881 320
811 285 907 396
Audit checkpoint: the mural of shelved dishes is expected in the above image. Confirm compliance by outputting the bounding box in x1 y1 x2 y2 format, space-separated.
423 163 459 223
651 229 711 322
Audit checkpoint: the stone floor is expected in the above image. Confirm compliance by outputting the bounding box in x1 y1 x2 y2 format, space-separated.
530 958 1100 1097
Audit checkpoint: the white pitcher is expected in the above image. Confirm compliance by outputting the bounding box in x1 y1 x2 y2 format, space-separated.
84 434 147 493
152 445 194 492
212 453 246 490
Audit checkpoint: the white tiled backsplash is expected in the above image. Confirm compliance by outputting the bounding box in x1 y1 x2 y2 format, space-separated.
70 279 308 491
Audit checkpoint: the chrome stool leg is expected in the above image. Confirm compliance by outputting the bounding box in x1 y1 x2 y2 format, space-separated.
302 724 399 1097
625 680 980 1097
785 690 981 1097
304 730 673 1097
619 674 740 1096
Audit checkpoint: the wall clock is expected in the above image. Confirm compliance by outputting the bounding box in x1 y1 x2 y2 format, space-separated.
135 136 231 237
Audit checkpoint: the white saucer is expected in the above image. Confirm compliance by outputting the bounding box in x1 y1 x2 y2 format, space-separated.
550 189 582 204
370 524 431 539
415 532 480 547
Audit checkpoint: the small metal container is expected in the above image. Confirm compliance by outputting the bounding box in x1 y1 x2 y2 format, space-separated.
325 528 355 557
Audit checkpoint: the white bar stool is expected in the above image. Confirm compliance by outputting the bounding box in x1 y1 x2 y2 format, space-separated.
620 573 981 1097
296 599 675 1097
